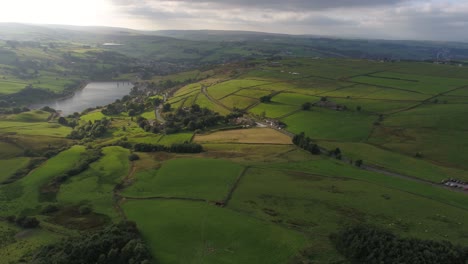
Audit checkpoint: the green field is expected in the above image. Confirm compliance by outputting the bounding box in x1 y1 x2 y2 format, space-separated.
0 141 23 159
4 110 51 122
0 121 71 137
157 133 194 146
220 95 258 110
0 145 86 216
208 79 271 99
282 109 375 141
351 72 468 95
58 146 130 219
123 158 244 201
249 103 299 118
0 79 28 95
228 164 468 262
1 53 468 264
0 157 30 183
123 200 307 264
318 141 468 182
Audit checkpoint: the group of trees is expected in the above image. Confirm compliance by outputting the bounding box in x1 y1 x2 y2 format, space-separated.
102 96 147 117
163 104 223 134
330 225 468 264
67 118 111 140
6 215 40 228
135 104 223 135
31 221 152 264
292 132 321 155
133 143 203 154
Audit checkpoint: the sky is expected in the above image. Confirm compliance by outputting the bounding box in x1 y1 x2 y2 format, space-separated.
0 0 467 41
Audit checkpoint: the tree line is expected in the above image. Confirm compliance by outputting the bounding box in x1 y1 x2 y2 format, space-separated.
133 142 203 154
330 225 468 264
292 132 321 155
31 221 153 264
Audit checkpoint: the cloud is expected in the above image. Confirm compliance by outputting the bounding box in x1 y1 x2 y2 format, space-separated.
108 0 468 42
112 0 409 10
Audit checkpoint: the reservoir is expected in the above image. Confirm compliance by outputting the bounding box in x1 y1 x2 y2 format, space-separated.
31 82 133 116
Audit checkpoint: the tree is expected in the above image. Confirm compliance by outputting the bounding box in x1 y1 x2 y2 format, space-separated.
128 153 140 161
302 102 312 110
356 105 362 111
260 95 272 103
355 159 363 167
162 103 171 112
58 117 68 126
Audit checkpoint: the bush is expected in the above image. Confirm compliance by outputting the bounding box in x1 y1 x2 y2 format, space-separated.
8 216 40 228
41 204 59 214
128 153 140 161
79 205 92 215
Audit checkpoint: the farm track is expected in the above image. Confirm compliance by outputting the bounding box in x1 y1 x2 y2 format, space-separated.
155 105 165 123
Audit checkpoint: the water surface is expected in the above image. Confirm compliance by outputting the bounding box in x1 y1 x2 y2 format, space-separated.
32 82 133 116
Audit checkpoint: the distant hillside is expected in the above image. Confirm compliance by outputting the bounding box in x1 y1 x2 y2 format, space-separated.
2 23 468 61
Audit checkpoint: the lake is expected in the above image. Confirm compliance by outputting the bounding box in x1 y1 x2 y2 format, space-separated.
31 82 134 116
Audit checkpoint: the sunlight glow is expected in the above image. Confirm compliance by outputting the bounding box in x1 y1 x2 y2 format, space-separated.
0 0 115 26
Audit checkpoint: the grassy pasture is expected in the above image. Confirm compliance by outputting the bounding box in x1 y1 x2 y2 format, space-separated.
0 222 62 263
330 98 415 113
123 158 243 201
194 93 231 115
0 121 71 137
194 128 292 145
208 79 271 99
201 144 311 164
321 84 430 101
80 110 106 121
123 200 307 264
249 103 299 118
272 92 319 106
4 110 50 122
140 110 155 120
318 141 468 182
432 95 468 104
446 86 468 96
174 83 202 97
127 133 163 145
0 79 28 95
228 165 468 262
392 62 468 79
351 72 468 95
0 141 23 159
58 146 130 219
383 104 468 131
234 88 272 98
0 157 30 183
282 109 375 141
266 158 468 212
219 95 258 109
369 127 468 170
157 133 194 146
0 146 86 216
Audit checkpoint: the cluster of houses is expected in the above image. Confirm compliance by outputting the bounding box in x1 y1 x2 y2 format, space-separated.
442 179 468 191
